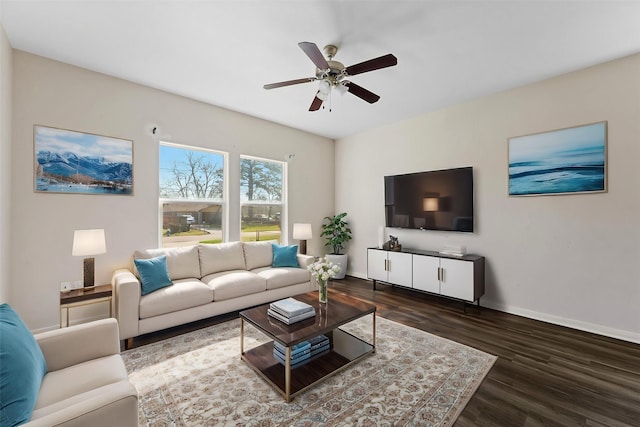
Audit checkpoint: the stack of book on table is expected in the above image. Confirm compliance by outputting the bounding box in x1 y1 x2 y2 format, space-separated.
268 297 315 325
273 335 330 368
273 341 310 368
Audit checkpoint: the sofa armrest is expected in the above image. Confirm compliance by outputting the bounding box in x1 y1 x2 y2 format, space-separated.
112 269 140 341
24 381 138 427
297 254 315 269
35 318 120 372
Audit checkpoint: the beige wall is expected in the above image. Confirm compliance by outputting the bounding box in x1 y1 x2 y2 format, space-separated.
8 45 640 342
11 51 334 331
336 53 640 343
0 23 11 303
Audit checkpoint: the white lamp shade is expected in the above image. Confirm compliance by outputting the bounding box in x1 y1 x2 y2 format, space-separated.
72 229 106 256
292 223 312 240
318 80 331 94
423 197 439 212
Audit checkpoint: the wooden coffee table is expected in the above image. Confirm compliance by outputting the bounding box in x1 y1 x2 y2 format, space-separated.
239 290 376 402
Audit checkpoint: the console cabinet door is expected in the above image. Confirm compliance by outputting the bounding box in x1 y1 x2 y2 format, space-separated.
439 258 475 301
387 252 413 287
367 249 388 282
412 255 440 293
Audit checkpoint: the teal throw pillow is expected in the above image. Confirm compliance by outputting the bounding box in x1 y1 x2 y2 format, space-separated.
0 303 48 427
134 255 173 296
272 243 300 268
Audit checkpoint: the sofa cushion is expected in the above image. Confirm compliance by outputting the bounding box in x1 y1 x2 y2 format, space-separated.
0 303 48 427
139 279 213 319
202 271 266 301
34 354 127 410
31 381 136 423
243 241 274 270
271 243 300 268
134 246 200 281
134 256 173 296
199 242 246 277
253 267 311 290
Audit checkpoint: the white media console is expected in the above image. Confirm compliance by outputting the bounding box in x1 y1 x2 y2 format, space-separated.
367 247 485 307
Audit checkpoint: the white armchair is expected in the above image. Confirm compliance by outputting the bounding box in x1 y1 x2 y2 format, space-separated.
26 318 138 426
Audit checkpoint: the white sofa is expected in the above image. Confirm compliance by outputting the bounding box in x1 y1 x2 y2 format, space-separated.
112 241 314 347
28 319 138 426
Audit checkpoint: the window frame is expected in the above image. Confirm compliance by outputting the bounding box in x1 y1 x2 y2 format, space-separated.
158 141 228 247
239 154 288 244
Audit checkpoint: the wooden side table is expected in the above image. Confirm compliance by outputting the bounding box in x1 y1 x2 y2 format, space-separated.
59 284 113 328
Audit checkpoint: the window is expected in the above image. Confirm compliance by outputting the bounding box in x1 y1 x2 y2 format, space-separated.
159 143 225 247
240 156 285 242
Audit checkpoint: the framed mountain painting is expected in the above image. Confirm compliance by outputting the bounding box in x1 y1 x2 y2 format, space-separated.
508 121 607 196
34 125 133 195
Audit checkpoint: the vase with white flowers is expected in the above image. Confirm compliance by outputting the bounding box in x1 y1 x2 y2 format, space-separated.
307 256 341 303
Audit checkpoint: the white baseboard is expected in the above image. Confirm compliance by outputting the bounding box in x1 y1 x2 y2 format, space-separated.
482 300 640 345
349 272 640 344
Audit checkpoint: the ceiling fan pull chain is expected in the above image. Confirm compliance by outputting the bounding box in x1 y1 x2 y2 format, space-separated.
329 87 332 112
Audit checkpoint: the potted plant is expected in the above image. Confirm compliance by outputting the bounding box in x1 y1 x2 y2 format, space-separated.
321 212 352 279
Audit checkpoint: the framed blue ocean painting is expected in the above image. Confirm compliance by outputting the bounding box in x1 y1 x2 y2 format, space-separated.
508 121 607 196
34 125 133 195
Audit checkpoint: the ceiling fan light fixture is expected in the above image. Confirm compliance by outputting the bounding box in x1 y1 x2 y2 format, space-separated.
336 83 348 95
318 80 331 94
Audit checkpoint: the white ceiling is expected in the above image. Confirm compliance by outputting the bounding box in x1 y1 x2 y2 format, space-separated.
2 1 640 140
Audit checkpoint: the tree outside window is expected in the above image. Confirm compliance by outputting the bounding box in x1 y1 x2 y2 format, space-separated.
240 156 284 242
160 143 225 247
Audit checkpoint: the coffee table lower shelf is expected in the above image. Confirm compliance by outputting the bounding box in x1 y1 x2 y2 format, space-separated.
241 328 375 402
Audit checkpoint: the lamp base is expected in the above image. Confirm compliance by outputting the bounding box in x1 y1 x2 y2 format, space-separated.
83 257 95 288
299 240 307 255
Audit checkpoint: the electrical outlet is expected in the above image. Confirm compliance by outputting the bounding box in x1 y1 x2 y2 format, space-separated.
72 280 83 289
61 281 71 292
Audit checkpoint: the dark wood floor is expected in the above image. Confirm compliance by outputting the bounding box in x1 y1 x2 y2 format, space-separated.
127 276 640 427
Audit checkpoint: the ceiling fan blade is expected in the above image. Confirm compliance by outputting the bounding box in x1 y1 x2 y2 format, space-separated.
345 53 397 76
298 42 329 70
263 77 316 90
309 92 323 111
345 82 380 104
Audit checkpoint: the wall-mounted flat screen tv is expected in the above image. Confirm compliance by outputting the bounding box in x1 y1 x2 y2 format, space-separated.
385 167 474 232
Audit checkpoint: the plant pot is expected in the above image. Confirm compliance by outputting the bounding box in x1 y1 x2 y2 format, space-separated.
326 254 347 280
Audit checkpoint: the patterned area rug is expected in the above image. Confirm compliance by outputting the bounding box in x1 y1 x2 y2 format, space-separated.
122 316 496 426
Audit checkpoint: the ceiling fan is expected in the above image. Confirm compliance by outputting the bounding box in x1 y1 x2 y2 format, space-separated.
264 42 397 111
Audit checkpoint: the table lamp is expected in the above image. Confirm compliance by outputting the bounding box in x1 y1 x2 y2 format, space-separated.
72 229 106 288
292 223 312 255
